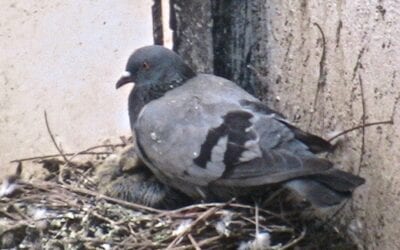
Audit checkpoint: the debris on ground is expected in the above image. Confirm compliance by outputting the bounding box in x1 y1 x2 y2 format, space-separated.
0 138 358 249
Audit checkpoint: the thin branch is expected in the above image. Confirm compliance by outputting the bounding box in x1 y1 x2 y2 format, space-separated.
67 185 163 213
167 206 220 249
172 236 223 250
187 234 201 250
322 200 348 228
28 181 163 213
239 215 272 232
357 74 366 174
159 200 232 217
10 151 113 163
327 120 393 142
0 210 23 221
91 210 118 226
68 143 125 161
255 203 260 236
44 111 71 165
196 235 223 248
11 142 125 163
280 226 307 250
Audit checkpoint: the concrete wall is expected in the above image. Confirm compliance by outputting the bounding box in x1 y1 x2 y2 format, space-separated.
0 1 153 175
264 1 400 249
170 0 400 248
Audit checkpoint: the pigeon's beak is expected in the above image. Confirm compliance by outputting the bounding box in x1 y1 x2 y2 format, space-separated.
116 71 133 89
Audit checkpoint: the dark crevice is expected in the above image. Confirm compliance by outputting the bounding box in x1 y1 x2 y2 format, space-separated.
152 0 163 45
211 0 267 97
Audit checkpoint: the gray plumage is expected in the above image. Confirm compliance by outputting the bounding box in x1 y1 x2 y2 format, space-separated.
116 45 365 207
95 146 191 209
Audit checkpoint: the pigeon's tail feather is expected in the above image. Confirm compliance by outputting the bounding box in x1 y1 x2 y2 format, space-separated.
312 169 365 192
284 170 365 207
284 179 350 207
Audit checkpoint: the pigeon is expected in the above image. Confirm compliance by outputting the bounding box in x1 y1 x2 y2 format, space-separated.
115 45 365 207
95 146 191 209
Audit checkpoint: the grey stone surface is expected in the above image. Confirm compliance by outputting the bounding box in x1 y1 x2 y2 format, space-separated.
170 0 214 73
170 0 400 248
264 2 400 249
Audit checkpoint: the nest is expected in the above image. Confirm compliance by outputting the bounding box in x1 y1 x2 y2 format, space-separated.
0 137 358 250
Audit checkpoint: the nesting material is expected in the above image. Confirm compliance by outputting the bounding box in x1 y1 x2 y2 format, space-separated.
0 142 357 249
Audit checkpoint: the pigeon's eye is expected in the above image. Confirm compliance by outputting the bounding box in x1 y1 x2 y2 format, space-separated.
142 62 150 70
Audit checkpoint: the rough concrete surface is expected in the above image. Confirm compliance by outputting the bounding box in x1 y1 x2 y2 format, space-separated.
170 0 400 248
0 1 153 176
263 1 400 249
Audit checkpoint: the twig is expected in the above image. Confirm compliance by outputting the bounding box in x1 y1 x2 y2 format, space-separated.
96 191 163 213
327 120 393 142
17 182 83 209
229 203 292 225
113 236 136 250
10 142 124 163
261 188 285 208
11 203 33 221
172 236 223 250
197 235 223 248
44 111 71 165
44 111 71 183
0 209 24 221
91 210 118 225
161 199 282 219
0 222 31 233
255 203 260 236
159 200 232 217
187 234 201 250
167 206 220 249
63 237 146 248
30 181 163 213
321 200 348 229
280 226 306 250
239 215 271 232
10 151 113 163
357 74 366 174
7 193 51 205
68 143 125 162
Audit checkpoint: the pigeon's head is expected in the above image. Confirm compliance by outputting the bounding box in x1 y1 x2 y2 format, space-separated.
116 45 196 90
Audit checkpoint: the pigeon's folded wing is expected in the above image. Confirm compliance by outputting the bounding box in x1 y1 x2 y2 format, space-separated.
135 74 336 188
240 100 333 153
